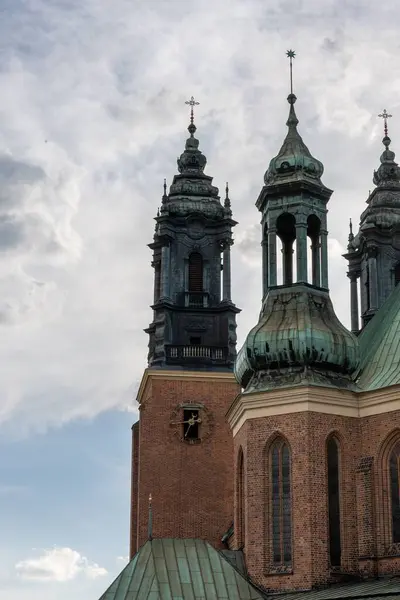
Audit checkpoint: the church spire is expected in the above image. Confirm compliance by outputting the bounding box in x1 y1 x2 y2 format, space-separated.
145 97 240 369
237 51 359 393
344 109 400 330
263 51 325 188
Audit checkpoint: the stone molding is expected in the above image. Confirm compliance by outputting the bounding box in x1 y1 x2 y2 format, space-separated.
227 384 400 436
136 367 238 405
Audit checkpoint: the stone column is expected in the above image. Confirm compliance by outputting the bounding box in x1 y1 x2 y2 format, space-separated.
262 238 268 298
320 230 329 289
160 243 170 300
368 248 378 311
282 243 294 285
222 242 232 301
268 227 277 287
296 219 308 283
350 274 359 334
311 238 321 287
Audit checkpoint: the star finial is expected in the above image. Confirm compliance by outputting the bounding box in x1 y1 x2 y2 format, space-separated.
378 109 392 137
286 49 296 95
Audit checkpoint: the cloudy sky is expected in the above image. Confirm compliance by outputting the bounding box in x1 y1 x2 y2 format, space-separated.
1 0 400 598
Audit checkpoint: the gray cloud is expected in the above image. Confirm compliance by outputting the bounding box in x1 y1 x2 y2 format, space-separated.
0 0 399 437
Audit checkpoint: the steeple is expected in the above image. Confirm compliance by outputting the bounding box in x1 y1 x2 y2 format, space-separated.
145 97 240 369
344 109 400 331
235 52 359 392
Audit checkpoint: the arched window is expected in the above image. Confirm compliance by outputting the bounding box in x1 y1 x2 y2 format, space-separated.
188 253 203 292
394 263 400 287
307 214 321 287
237 450 245 547
327 437 341 566
390 442 400 543
271 439 292 566
276 213 296 286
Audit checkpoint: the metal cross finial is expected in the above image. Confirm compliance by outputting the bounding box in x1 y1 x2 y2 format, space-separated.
378 109 392 137
286 49 296 95
185 96 200 125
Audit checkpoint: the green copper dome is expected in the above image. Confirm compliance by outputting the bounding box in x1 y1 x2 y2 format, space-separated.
160 121 225 220
264 94 324 186
235 286 360 391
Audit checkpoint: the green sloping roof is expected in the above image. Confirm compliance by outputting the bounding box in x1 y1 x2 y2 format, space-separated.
277 576 400 599
357 282 400 391
99 539 263 600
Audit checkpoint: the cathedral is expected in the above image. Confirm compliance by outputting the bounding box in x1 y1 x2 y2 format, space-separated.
99 54 400 599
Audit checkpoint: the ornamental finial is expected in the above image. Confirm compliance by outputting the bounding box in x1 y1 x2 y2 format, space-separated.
378 109 392 138
286 49 296 97
185 96 200 136
224 182 231 209
162 178 168 204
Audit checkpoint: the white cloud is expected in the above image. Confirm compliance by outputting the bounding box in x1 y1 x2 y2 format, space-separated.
0 0 399 433
15 547 107 583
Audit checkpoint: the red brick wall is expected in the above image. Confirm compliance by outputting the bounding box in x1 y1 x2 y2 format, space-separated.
233 411 360 591
130 421 140 558
232 404 400 591
132 371 239 553
359 411 400 576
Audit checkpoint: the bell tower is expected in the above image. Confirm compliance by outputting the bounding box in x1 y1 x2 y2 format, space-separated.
344 110 400 332
130 98 240 557
228 52 360 592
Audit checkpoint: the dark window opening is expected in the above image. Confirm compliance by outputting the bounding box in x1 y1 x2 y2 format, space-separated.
271 440 292 566
390 443 400 543
395 263 400 287
183 409 200 441
238 451 245 547
365 264 370 310
327 437 341 566
190 337 201 345
188 253 203 292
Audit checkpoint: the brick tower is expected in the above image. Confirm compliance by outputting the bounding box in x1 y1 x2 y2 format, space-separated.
228 55 361 591
130 98 240 557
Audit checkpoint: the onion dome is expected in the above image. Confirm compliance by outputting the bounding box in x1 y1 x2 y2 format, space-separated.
357 134 400 231
373 135 400 187
234 286 360 392
264 94 324 186
177 122 207 174
160 108 225 220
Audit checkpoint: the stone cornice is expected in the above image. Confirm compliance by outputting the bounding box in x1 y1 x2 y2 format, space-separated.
136 368 237 405
227 384 400 436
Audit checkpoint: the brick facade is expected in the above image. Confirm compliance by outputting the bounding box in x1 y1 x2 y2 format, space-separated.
130 369 239 558
131 367 400 590
229 388 400 592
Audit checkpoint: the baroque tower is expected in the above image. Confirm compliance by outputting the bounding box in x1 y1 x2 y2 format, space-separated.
227 53 360 591
345 110 400 332
130 99 240 556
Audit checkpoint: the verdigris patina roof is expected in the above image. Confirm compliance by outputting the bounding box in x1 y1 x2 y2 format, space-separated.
160 112 228 221
263 93 326 188
357 282 400 391
235 286 360 392
99 539 263 600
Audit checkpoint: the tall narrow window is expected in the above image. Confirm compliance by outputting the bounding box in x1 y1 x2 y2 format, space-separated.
394 263 400 287
271 439 292 566
390 442 400 543
327 437 341 566
238 450 245 547
188 253 203 292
